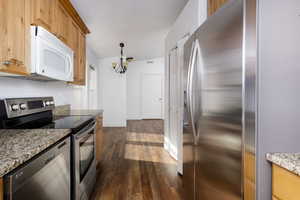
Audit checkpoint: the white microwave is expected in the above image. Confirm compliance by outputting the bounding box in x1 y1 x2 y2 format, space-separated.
30 26 74 81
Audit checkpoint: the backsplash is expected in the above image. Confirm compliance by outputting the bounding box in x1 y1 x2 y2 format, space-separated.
0 77 87 109
53 105 71 116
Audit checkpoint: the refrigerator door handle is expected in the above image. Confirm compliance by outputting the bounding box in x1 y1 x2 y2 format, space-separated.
187 41 196 140
188 39 201 139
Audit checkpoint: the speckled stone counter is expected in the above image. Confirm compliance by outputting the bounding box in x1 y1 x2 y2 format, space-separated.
53 104 71 116
54 105 103 118
266 153 300 176
67 110 103 117
0 129 71 177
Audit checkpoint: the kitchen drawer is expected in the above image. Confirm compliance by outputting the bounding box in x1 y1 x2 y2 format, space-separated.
273 164 300 200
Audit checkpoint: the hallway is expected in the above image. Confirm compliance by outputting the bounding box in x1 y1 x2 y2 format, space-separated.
92 120 183 200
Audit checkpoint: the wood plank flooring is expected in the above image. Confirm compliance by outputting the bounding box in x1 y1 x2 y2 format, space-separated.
92 120 183 200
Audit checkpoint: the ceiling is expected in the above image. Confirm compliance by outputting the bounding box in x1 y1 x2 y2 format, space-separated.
70 0 188 60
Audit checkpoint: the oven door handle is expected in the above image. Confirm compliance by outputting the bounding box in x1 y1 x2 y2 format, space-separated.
75 120 96 140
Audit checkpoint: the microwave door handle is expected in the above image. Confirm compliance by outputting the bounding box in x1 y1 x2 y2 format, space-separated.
65 55 73 80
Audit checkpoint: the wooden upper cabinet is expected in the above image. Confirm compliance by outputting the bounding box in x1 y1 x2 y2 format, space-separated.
272 165 300 200
68 20 79 83
0 0 28 75
77 31 86 85
67 19 86 85
68 20 79 51
31 0 55 32
0 0 89 80
54 0 69 44
208 0 229 16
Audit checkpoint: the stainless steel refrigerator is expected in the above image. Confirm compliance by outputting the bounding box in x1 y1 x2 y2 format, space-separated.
183 0 300 199
183 0 243 199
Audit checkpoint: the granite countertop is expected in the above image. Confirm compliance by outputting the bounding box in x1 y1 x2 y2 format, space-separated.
266 153 300 176
0 129 71 177
54 105 103 118
67 109 103 117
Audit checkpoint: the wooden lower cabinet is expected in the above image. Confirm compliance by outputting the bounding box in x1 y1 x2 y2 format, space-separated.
96 116 103 166
273 196 280 200
244 152 255 200
0 178 3 200
244 179 255 200
272 164 300 200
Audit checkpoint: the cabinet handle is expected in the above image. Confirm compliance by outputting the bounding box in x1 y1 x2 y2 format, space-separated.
10 58 23 66
2 60 12 65
2 59 23 66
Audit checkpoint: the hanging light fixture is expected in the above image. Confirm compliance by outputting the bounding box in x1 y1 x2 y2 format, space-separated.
112 43 134 74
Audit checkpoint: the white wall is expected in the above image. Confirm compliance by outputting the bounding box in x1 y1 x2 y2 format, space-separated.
0 47 99 110
126 58 164 120
0 78 84 108
165 0 207 52
257 1 300 199
86 48 100 109
98 57 127 127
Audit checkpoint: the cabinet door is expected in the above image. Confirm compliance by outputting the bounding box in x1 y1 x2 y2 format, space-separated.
78 31 86 85
0 0 28 75
68 20 79 83
68 20 86 85
96 117 103 166
208 0 228 16
31 0 54 32
55 0 69 44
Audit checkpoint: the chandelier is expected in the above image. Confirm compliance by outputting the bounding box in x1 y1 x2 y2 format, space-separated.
112 43 134 74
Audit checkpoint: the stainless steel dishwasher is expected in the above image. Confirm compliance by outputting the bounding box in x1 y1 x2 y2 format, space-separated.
4 137 71 200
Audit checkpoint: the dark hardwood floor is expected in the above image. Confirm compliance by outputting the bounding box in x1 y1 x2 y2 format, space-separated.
92 120 183 200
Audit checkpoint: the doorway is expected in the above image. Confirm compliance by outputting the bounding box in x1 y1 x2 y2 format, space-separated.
141 73 164 119
87 64 98 109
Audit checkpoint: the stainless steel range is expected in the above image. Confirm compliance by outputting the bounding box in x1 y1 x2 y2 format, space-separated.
0 97 97 200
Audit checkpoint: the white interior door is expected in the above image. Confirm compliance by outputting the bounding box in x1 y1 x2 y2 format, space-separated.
166 35 190 174
141 73 163 119
88 65 98 109
176 35 189 174
169 47 178 153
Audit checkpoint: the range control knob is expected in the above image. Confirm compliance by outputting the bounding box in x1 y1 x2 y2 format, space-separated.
45 101 51 106
19 103 27 110
11 104 20 111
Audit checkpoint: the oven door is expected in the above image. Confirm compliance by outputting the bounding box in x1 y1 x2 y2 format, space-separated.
73 120 97 200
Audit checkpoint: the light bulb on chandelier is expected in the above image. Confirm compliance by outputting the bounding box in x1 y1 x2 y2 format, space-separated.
112 43 134 74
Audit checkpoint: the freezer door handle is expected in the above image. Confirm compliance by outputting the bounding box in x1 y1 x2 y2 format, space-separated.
188 39 201 140
187 41 197 140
